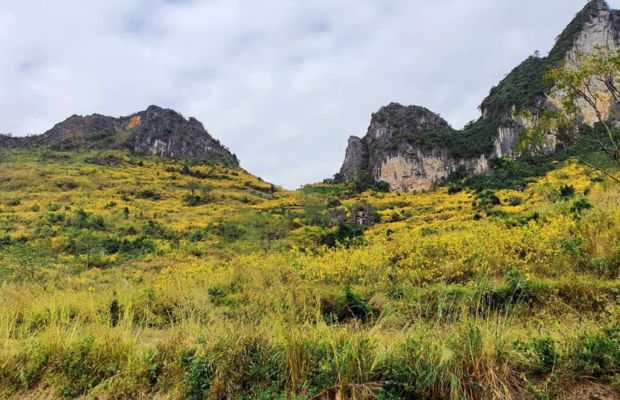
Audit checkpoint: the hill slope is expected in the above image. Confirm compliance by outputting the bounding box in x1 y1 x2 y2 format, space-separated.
0 145 619 399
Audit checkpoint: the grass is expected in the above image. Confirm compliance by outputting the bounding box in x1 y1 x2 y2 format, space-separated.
0 148 619 398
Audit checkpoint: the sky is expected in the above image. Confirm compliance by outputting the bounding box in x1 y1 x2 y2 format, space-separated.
0 0 617 188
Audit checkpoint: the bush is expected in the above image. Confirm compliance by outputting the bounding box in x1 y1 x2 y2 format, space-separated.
321 223 364 248
323 287 371 324
72 209 105 230
183 194 210 207
136 190 162 201
559 185 575 199
473 190 501 209
508 196 524 206
109 299 120 327
573 333 620 378
6 197 21 206
523 336 558 375
570 198 593 213
182 350 213 400
487 270 550 308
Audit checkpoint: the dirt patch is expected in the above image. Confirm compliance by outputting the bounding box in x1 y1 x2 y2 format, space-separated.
561 381 620 400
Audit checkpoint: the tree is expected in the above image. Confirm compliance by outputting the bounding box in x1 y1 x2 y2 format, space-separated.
519 48 620 184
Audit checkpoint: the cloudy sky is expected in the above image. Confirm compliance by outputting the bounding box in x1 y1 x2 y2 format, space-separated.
0 0 615 188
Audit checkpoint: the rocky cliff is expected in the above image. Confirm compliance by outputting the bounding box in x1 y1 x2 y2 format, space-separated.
337 0 620 192
1 105 239 166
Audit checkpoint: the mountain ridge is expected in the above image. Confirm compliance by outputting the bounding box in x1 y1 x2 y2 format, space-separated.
0 105 239 166
336 0 620 192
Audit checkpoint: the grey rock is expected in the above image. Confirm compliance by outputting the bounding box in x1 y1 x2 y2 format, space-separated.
0 134 23 148
328 208 347 226
339 136 366 180
2 105 239 166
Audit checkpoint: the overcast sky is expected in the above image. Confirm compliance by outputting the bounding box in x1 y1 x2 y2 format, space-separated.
0 0 616 188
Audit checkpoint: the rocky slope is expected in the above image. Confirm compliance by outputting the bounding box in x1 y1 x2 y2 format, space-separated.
0 105 239 165
337 0 620 192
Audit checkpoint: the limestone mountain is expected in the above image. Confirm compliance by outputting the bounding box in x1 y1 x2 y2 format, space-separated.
337 0 620 192
0 105 239 166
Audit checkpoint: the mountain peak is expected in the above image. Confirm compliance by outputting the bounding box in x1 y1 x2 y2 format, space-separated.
6 107 239 166
587 0 610 11
548 0 618 64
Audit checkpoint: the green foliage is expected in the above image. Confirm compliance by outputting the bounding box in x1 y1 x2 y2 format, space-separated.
109 299 120 327
481 56 549 118
209 220 247 243
448 156 556 191
72 209 105 230
559 184 576 199
183 194 210 207
473 189 501 209
508 196 524 206
337 286 370 323
183 350 213 400
350 171 390 194
136 190 162 201
322 286 371 324
321 223 364 248
573 332 620 378
487 270 550 308
570 198 593 213
519 336 559 376
5 197 21 207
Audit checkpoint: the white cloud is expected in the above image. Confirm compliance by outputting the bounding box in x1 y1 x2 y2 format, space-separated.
1 0 617 188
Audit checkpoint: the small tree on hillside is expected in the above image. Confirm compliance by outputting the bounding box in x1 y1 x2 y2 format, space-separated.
518 48 620 184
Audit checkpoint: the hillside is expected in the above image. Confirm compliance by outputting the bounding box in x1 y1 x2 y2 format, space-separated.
2 1 620 399
0 145 619 399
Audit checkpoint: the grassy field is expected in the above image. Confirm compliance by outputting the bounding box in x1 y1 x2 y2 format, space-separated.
1 148 619 399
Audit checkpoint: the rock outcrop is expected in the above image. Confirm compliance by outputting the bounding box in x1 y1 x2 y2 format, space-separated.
337 0 620 192
1 106 239 165
0 134 22 148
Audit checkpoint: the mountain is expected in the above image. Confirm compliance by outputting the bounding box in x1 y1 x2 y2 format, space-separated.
0 105 239 166
336 0 620 192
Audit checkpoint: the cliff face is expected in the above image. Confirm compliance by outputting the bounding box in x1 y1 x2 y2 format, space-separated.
2 106 239 165
338 0 620 192
339 104 490 192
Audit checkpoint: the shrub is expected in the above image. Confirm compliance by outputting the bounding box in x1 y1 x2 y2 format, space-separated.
516 336 558 375
559 185 576 199
136 190 162 201
183 350 213 400
508 196 524 206
109 299 120 327
210 221 247 243
473 190 501 209
321 223 364 248
6 197 21 206
322 287 371 324
487 270 549 308
72 209 105 230
183 194 211 207
573 333 620 378
570 198 593 213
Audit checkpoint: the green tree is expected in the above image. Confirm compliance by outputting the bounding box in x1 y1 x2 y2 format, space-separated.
519 48 620 184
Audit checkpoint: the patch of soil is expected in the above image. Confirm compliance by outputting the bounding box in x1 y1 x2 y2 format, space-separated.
561 381 620 400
